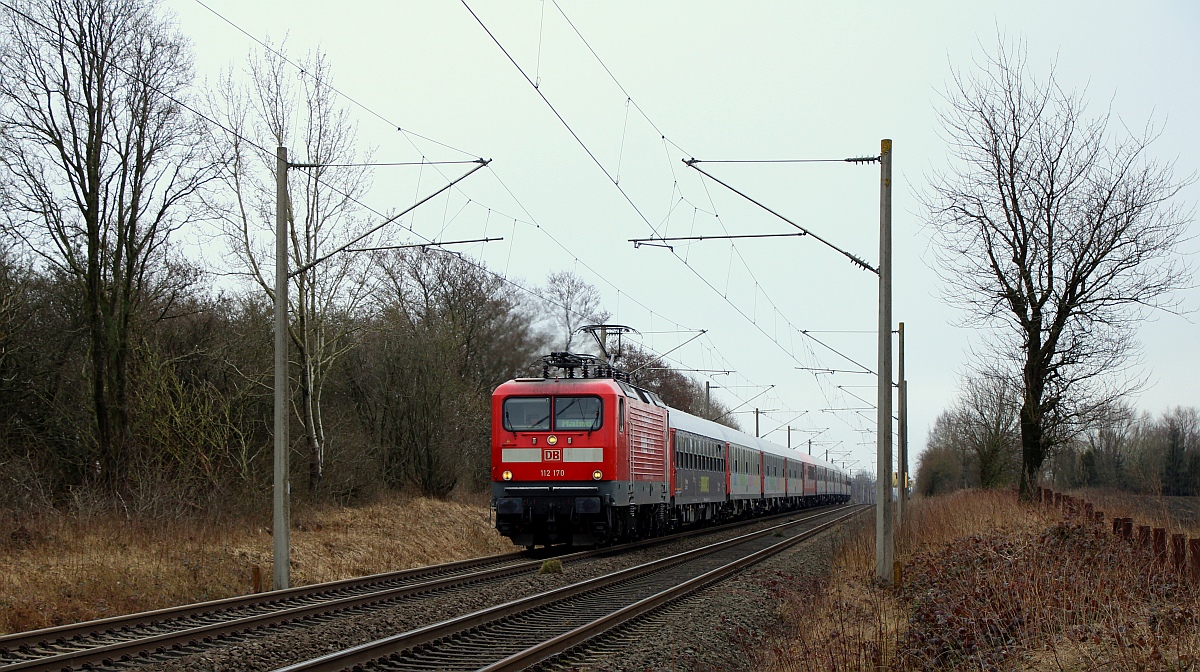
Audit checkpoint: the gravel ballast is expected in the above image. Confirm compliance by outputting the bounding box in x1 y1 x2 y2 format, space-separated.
535 513 865 672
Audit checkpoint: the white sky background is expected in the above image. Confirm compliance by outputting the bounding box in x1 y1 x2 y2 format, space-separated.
163 0 1200 478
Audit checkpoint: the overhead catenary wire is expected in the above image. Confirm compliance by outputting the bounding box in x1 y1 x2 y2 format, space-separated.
289 160 491 277
626 329 707 375
711 385 776 423
346 237 503 253
684 159 878 273
189 0 870 455
460 0 664 240
0 0 485 273
2 0 846 447
192 0 480 159
682 147 879 378
289 160 484 168
685 156 881 164
456 0 875 445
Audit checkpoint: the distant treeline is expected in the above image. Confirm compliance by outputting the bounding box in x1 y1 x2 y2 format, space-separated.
916 380 1200 498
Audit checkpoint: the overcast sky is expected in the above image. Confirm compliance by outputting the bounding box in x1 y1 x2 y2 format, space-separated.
163 0 1200 477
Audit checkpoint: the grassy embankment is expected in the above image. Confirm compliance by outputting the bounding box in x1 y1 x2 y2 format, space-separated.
766 489 1200 671
0 494 517 634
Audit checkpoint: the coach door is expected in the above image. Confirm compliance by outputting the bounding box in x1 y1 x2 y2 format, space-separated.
620 397 632 503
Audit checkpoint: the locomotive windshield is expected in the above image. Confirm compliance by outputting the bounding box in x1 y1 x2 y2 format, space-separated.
502 397 550 431
554 396 603 430
502 395 602 431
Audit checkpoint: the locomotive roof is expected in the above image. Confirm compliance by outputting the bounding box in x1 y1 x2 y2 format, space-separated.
493 377 624 393
669 408 845 476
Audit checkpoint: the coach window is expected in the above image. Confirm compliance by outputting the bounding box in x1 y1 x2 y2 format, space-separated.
502 397 550 431
554 396 602 431
618 397 625 433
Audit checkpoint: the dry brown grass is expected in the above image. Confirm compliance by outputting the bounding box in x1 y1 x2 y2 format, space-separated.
0 493 516 635
766 490 1200 671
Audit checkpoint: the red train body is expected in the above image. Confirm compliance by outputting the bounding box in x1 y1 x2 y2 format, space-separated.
491 371 851 548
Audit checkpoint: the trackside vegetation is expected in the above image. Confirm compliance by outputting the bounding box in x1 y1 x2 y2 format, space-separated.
763 490 1200 671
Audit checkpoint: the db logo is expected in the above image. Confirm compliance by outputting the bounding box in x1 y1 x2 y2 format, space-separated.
543 449 562 462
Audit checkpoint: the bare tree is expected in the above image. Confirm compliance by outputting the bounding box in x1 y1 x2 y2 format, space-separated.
954 374 1021 488
543 270 608 352
915 434 965 497
920 411 971 493
347 250 544 495
0 0 208 490
1078 402 1137 487
1160 406 1200 496
923 40 1193 499
204 45 374 494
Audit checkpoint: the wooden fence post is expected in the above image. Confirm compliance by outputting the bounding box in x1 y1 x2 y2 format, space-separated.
1190 538 1200 584
1122 519 1134 540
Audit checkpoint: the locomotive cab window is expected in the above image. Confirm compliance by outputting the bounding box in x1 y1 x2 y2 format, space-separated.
554 396 603 430
502 397 550 431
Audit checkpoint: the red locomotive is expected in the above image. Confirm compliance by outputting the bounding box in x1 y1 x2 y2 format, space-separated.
492 351 852 548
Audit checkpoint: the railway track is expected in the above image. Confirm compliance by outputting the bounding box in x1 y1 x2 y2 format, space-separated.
0 551 537 672
275 504 867 672
0 505 848 671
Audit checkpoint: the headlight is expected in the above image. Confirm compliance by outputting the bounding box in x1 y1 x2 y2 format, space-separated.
592 470 603 481
546 435 558 445
502 470 513 481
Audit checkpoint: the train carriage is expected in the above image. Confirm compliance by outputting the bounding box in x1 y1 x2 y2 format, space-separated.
729 441 762 505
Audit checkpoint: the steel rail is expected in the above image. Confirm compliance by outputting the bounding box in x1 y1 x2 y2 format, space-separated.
0 505 846 671
273 505 864 672
0 551 527 652
0 557 541 671
486 505 868 672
